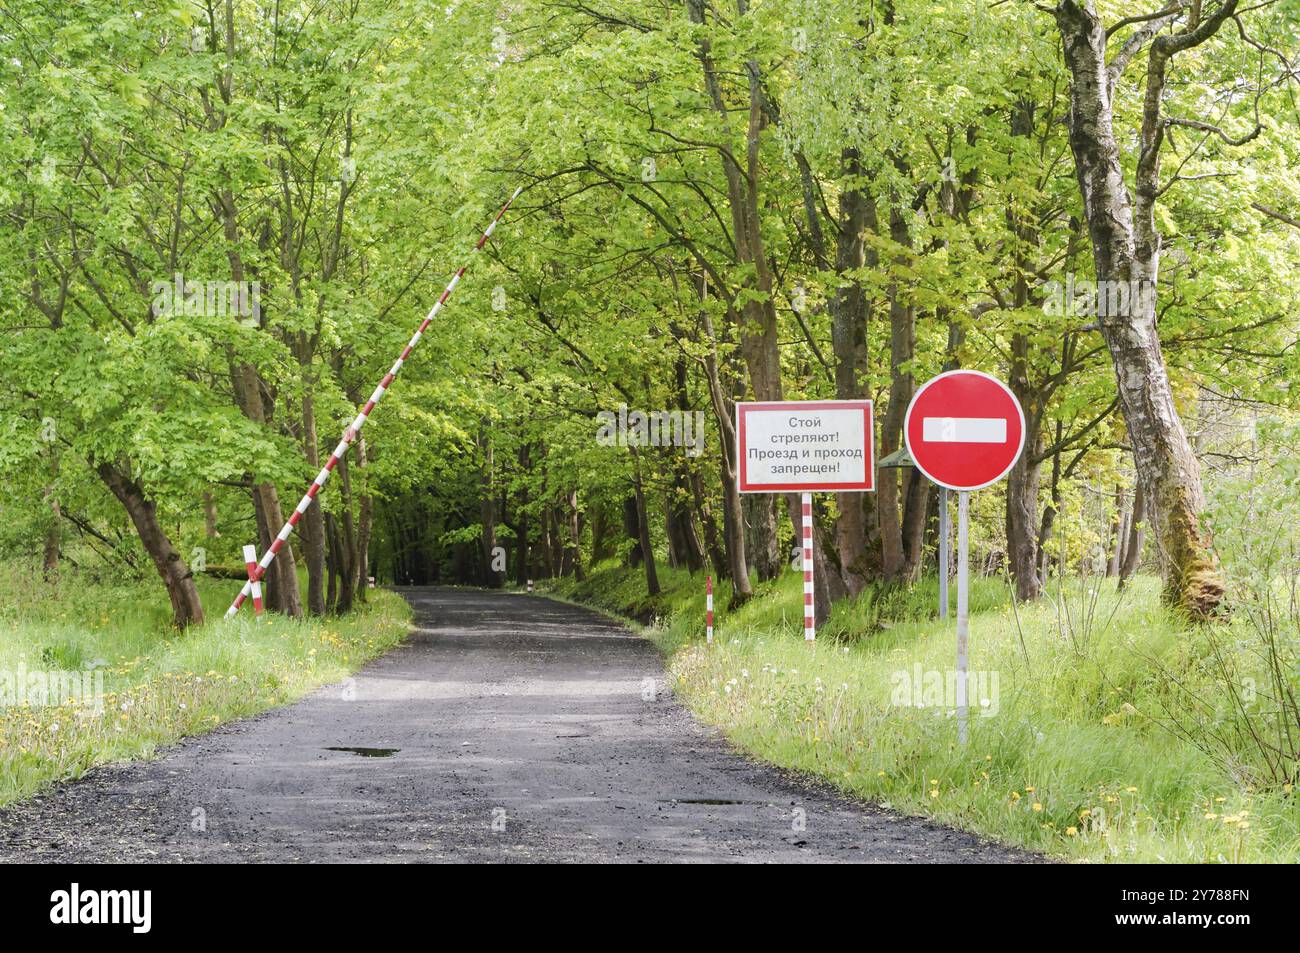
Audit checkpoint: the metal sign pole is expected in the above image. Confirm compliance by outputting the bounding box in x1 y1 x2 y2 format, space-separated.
906 370 1026 747
938 487 949 619
956 490 970 744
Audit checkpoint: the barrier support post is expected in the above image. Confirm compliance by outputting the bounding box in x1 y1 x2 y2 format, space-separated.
802 493 814 642
242 544 264 618
706 575 714 644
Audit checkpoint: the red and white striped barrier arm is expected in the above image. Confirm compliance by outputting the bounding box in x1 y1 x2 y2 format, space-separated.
242 544 264 617
802 493 814 642
706 575 713 644
225 187 524 619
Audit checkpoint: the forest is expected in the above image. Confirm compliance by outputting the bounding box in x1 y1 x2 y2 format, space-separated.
2 0 1299 863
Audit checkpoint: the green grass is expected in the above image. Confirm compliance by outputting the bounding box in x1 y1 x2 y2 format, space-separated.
555 561 1300 863
0 561 410 806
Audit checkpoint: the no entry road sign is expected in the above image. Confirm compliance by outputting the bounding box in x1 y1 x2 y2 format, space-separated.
737 400 874 494
904 370 1025 492
904 369 1024 745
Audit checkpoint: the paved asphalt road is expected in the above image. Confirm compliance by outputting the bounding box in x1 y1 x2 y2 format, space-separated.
0 588 1034 863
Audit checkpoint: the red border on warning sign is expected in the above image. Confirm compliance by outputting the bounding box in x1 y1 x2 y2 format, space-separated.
737 400 875 493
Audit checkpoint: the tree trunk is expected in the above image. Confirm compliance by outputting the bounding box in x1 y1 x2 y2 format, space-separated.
554 505 569 576
1003 95 1048 602
1005 446 1043 599
542 504 559 578
1119 480 1146 587
1006 333 1044 601
1055 0 1226 617
589 502 613 564
1108 485 1127 577
694 276 752 602
516 444 531 584
42 455 60 580
202 491 219 538
566 488 584 582
233 362 302 618
217 67 301 617
877 207 916 581
828 149 873 595
334 453 357 614
744 494 782 581
297 349 328 616
666 471 704 573
667 351 706 575
1037 421 1064 583
621 494 642 568
479 423 501 588
354 436 371 603
43 490 61 580
96 461 204 628
631 454 659 596
899 470 930 582
688 0 781 580
664 507 682 570
690 467 728 579
325 511 340 611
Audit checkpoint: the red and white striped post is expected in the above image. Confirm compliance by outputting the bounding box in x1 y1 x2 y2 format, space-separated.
242 544 264 618
801 493 814 641
225 187 523 619
705 575 714 644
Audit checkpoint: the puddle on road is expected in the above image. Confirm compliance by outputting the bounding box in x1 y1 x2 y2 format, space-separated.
324 746 399 758
661 798 754 806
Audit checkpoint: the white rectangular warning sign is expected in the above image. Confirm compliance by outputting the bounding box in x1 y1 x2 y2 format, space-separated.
736 400 875 493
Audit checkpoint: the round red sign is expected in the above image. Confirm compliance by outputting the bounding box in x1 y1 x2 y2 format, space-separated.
904 370 1025 491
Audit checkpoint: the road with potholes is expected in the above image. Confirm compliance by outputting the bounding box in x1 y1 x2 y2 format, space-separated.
0 588 1035 863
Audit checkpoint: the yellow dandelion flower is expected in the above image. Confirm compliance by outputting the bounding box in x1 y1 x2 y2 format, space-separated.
1032 803 1043 812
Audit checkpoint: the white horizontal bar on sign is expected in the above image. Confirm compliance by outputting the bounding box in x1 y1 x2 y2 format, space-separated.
922 416 1006 443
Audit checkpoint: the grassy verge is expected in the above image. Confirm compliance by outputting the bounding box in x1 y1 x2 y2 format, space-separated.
555 561 1300 863
0 562 410 806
